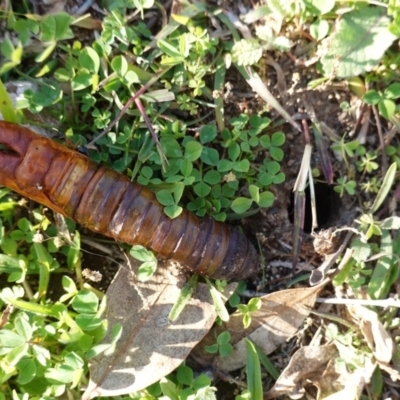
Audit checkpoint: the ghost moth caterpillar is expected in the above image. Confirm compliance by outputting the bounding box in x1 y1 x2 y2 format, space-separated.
0 122 259 280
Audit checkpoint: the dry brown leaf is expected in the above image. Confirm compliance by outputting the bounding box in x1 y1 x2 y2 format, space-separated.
72 16 103 30
264 344 340 400
266 342 377 400
43 0 67 14
378 362 400 381
310 236 353 286
322 356 376 400
348 305 394 363
195 282 327 371
82 258 236 399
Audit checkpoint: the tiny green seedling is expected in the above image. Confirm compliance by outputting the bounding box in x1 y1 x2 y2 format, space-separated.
334 176 357 197
331 138 360 169
129 245 158 281
357 151 379 173
204 331 233 357
363 82 400 120
156 366 216 400
231 184 275 214
237 298 262 329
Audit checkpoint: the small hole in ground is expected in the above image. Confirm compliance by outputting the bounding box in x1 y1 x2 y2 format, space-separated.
288 182 340 233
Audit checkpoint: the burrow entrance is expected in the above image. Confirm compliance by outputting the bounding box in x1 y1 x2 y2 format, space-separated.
288 182 340 233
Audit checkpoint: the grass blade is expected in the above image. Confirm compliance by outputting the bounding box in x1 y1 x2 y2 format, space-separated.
292 191 305 270
293 144 312 192
169 275 198 321
368 229 397 299
206 279 230 322
370 162 397 213
245 339 263 400
255 345 279 380
214 57 226 132
0 79 20 123
308 168 318 231
312 122 334 184
292 144 312 268
238 67 301 133
33 243 52 298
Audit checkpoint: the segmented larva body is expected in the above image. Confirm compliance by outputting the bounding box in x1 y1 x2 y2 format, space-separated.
0 122 259 280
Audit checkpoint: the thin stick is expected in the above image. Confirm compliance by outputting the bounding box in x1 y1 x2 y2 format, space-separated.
316 297 400 308
134 96 168 172
86 69 168 148
372 105 388 174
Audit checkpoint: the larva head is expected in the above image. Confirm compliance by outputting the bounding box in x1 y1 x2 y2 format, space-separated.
0 121 32 189
0 122 69 215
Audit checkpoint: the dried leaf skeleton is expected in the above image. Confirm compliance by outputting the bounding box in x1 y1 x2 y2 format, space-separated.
0 122 259 280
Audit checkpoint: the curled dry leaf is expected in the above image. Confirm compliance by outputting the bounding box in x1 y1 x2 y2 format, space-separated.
195 282 327 371
266 342 377 399
310 232 353 286
267 303 396 399
83 257 236 399
312 228 343 256
348 304 394 364
264 344 340 400
322 356 376 400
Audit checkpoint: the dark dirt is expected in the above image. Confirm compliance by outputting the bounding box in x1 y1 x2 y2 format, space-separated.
220 49 359 290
